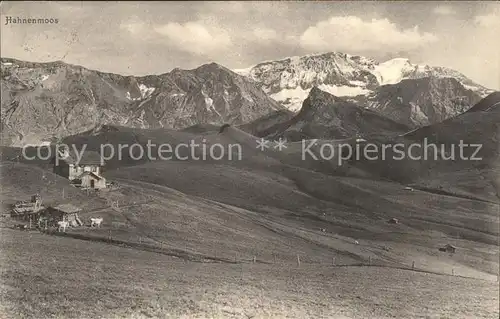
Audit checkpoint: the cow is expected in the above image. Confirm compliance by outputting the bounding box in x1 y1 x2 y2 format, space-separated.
57 221 69 232
354 240 359 245
90 217 103 228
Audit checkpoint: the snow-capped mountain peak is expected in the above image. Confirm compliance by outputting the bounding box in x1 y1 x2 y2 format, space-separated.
373 58 415 85
235 52 494 113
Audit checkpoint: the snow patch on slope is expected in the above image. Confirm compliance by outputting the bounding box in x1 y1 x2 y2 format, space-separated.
270 87 309 112
170 93 185 97
139 84 155 98
319 84 370 97
271 85 370 112
373 58 415 85
409 102 429 126
201 90 223 118
204 96 214 111
126 83 156 101
233 66 253 77
350 80 366 86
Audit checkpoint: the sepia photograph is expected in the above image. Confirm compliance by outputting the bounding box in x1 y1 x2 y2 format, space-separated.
0 1 499 318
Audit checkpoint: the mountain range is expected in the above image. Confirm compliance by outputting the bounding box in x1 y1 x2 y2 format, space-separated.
0 52 497 146
0 58 283 146
236 52 494 126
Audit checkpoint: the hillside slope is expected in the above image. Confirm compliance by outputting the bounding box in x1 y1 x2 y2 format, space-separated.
1 120 498 306
465 91 500 113
251 87 409 141
338 94 500 201
364 77 484 127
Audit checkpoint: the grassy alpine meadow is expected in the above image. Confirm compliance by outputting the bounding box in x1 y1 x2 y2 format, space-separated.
0 228 498 319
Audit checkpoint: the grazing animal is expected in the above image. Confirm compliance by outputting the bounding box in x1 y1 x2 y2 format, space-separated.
388 218 399 224
90 217 103 228
354 240 359 245
57 221 69 232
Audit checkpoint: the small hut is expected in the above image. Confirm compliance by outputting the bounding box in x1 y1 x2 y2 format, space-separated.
43 203 83 227
439 244 456 253
76 171 106 189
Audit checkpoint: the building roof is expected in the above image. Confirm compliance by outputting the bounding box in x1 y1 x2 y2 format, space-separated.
50 203 81 214
59 150 104 166
13 205 45 214
77 171 104 180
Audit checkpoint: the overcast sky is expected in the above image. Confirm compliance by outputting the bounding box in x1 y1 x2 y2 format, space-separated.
1 1 499 89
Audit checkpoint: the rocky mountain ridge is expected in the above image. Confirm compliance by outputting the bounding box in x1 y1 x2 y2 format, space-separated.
235 52 494 126
246 86 410 141
1 58 283 146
